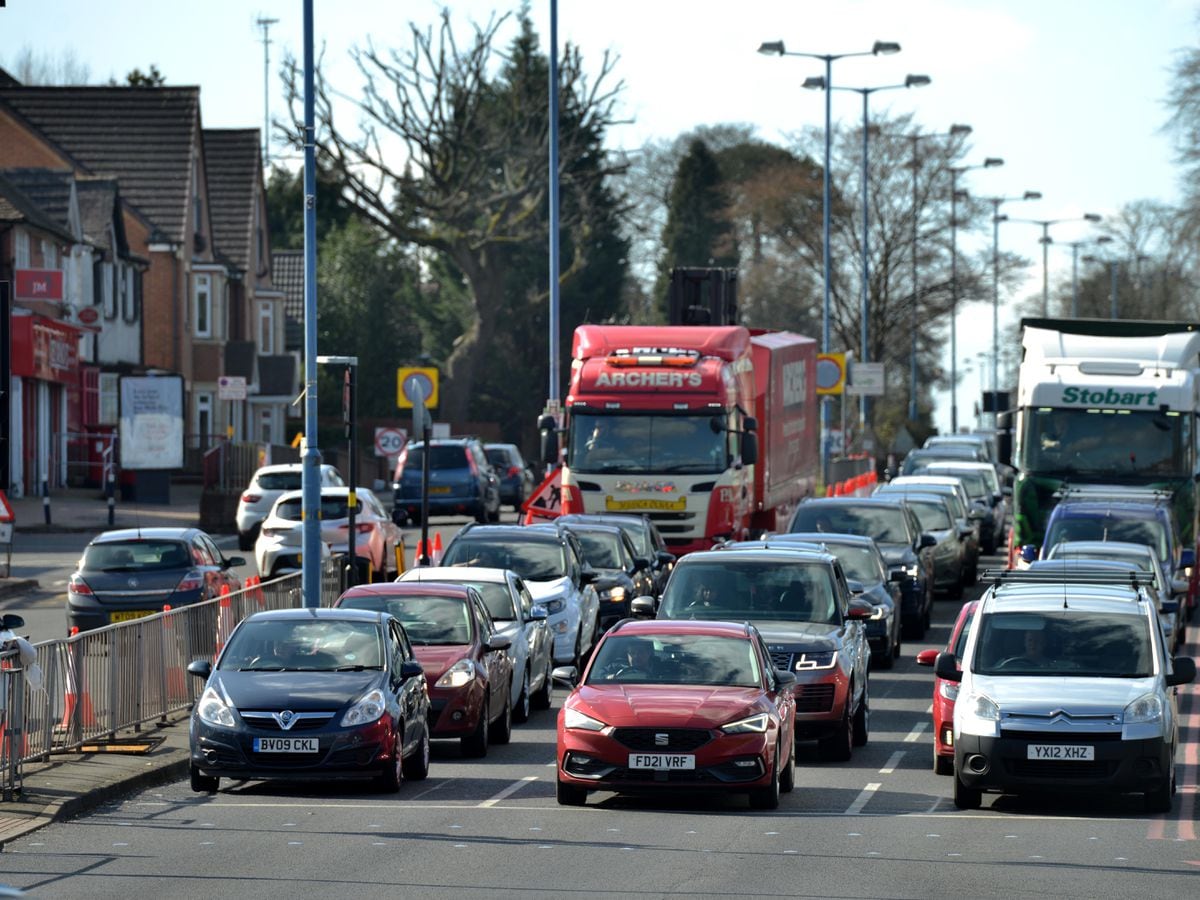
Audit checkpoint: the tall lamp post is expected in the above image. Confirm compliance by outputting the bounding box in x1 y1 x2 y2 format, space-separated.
1067 235 1112 316
803 73 932 431
948 157 1004 432
1005 214 1103 315
758 39 900 474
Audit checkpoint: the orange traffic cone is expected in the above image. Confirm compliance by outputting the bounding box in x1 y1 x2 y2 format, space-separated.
161 605 187 702
214 585 234 661
432 533 444 565
60 626 96 731
414 538 426 566
247 574 265 607
825 484 834 497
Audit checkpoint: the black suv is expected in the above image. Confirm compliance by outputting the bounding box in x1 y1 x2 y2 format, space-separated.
556 513 676 598
392 438 501 525
649 547 873 761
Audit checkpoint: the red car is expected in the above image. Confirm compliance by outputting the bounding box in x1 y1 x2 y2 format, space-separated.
334 582 513 758
555 619 797 809
916 599 979 775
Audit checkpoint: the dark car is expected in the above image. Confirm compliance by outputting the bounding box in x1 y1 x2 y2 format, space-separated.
876 491 969 599
68 527 245 633
560 522 655 628
392 438 501 526
556 513 675 598
334 582 514 757
654 548 873 762
900 445 983 476
186 607 431 793
877 478 981 583
788 497 936 640
554 619 797 809
484 443 536 511
919 462 1008 555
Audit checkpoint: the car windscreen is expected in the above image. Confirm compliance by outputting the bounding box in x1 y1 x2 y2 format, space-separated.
485 449 511 468
791 505 910 543
403 446 468 471
1044 516 1168 563
660 561 838 624
971 610 1154 677
219 618 384 671
574 531 622 568
256 472 302 491
586 634 761 687
825 544 885 585
82 540 191 572
337 594 472 645
443 539 567 582
927 468 988 500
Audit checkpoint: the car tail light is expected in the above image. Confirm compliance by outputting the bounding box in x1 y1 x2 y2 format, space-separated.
507 465 521 478
69 574 93 595
241 492 261 504
356 523 374 534
175 570 204 592
260 527 284 538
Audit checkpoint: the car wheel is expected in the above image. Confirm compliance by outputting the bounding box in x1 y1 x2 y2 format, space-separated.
557 777 588 806
190 765 219 794
375 732 404 793
1145 773 1173 813
513 667 531 724
953 773 982 810
934 750 954 776
874 641 894 670
817 702 853 762
531 657 553 710
461 702 490 758
489 685 513 744
748 744 781 810
402 725 430 782
237 530 254 552
778 739 795 794
852 682 869 747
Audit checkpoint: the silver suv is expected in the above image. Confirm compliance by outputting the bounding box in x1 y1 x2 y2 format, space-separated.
937 570 1196 812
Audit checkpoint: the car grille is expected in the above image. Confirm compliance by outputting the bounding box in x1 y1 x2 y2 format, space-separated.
239 711 336 732
1006 759 1118 780
793 683 836 713
611 727 711 752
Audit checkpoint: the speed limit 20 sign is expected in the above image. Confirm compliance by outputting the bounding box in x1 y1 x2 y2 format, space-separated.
374 427 407 457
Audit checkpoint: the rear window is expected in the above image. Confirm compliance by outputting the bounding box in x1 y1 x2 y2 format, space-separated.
575 531 623 568
402 446 470 472
256 471 302 491
1045 516 1168 563
485 448 512 468
83 540 191 571
827 544 886 584
792 505 910 543
338 594 472 645
274 496 350 521
907 499 952 531
442 539 567 582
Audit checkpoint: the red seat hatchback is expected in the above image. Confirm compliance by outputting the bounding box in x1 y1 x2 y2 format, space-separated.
916 599 978 775
555 619 797 809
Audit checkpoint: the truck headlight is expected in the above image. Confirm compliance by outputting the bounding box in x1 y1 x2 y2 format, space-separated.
1123 692 1163 725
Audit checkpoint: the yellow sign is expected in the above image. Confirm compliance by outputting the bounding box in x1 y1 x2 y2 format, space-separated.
605 496 687 512
396 367 439 409
816 353 847 395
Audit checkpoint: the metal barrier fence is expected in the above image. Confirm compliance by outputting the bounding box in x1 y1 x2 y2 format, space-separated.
2 559 348 799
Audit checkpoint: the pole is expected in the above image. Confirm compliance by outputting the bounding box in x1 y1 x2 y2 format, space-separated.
1041 223 1050 316
301 0 321 608
420 412 431 566
345 366 358 586
547 0 561 407
821 55 832 482
859 90 870 433
909 135 919 422
256 17 279 168
991 199 1000 426
0 280 9 493
1110 260 1118 320
949 172 959 433
1071 243 1080 318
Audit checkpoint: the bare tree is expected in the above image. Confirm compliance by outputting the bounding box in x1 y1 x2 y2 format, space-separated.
6 45 91 84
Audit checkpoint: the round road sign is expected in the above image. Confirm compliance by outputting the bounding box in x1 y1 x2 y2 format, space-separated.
816 353 846 394
375 427 407 456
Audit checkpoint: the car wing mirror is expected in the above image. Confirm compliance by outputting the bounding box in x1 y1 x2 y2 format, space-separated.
1167 657 1197 687
399 660 425 680
918 533 937 550
934 651 962 682
1180 548 1195 569
529 604 549 621
224 556 246 569
1 613 25 630
631 597 656 618
774 669 797 688
579 567 599 586
915 648 938 666
552 665 578 687
485 634 512 652
187 659 213 680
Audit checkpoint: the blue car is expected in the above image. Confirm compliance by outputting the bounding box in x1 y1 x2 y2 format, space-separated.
392 438 501 525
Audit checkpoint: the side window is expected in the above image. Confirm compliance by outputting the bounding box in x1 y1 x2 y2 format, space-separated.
755 635 777 686
199 534 224 565
389 623 407 670
191 537 216 566
830 562 850 617
516 580 534 618
473 594 495 635
394 622 415 660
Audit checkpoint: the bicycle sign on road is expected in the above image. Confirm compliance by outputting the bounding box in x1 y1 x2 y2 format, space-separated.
374 427 407 457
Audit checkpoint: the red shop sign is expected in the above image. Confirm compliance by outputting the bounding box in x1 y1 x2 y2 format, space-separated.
15 268 64 302
10 315 81 384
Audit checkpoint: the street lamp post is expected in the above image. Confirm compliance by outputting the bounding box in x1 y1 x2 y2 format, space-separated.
1005 215 1103 315
759 39 899 474
948 157 1003 432
803 73 932 432
1068 236 1112 317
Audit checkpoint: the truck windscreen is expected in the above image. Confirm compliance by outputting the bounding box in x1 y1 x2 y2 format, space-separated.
1019 407 1189 478
567 413 727 475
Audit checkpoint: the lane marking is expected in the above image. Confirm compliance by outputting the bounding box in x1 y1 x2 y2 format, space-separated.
903 721 928 743
925 704 934 715
844 783 880 816
477 775 538 808
879 751 905 774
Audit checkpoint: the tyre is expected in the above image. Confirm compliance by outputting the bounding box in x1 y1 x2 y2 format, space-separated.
402 726 431 782
779 740 795 794
190 765 219 794
375 733 403 793
513 668 531 724
557 777 588 806
934 750 954 776
489 686 513 745
817 703 853 762
461 702 489 758
1145 777 1173 813
852 683 869 747
953 773 982 810
531 659 553 710
237 530 255 552
749 746 781 810
874 641 894 670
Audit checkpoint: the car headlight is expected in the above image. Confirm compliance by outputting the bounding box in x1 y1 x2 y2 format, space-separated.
938 681 960 701
1123 692 1163 725
721 713 769 734
794 651 837 671
564 707 607 732
968 694 999 721
341 688 387 727
196 686 235 728
435 659 476 688
602 586 627 603
869 604 886 620
957 692 999 737
543 598 566 615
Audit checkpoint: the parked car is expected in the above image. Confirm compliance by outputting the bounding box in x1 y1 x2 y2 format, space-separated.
652 547 872 762
186 607 431 793
235 463 345 551
554 619 797 808
439 522 602 669
559 522 655 628
918 461 1009 554
937 570 1196 811
916 599 979 774
397 565 554 722
484 443 536 511
334 582 513 757
875 490 969 599
556 513 675 598
789 497 936 640
68 527 245 633
392 438 501 526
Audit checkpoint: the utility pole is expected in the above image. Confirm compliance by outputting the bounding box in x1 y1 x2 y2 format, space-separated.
256 16 280 168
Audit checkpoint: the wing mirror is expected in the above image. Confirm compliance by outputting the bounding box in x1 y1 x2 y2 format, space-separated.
529 604 549 621
847 598 874 619
399 660 425 680
918 533 937 550
934 651 962 682
187 659 213 680
485 634 512 652
631 596 657 618
1167 657 1197 687
552 665 578 687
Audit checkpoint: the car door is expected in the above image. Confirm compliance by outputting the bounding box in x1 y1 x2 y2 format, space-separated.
565 534 600 646
471 592 509 716
515 575 549 677
388 620 420 752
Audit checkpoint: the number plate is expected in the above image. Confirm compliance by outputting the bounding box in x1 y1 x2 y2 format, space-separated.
628 753 695 770
110 610 154 623
1026 744 1094 761
429 486 452 494
253 737 319 753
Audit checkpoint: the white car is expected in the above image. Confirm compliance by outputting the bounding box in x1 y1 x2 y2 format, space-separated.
236 463 344 550
398 566 555 722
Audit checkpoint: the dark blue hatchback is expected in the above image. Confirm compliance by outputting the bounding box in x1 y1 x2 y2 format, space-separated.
392 438 501 525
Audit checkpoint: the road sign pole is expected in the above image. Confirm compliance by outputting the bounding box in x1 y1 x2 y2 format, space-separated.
413 395 431 566
346 365 358 586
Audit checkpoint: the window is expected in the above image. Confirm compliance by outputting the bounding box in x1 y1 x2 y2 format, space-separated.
101 262 116 319
40 239 57 268
98 373 119 425
258 408 274 444
121 265 138 322
195 392 213 445
194 274 212 337
257 300 274 355
14 231 30 268
192 156 202 237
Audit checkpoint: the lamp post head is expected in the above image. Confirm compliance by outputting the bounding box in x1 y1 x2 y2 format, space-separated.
905 74 932 88
953 189 970 201
873 41 901 55
803 75 827 90
1023 191 1043 201
995 213 1009 223
983 157 1004 168
1095 235 1113 245
949 123 973 136
758 40 786 56
1082 212 1102 222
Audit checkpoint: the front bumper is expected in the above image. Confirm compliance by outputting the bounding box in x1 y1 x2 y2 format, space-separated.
426 682 487 738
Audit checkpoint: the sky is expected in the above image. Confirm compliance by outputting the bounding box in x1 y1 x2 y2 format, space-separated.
3 0 1197 435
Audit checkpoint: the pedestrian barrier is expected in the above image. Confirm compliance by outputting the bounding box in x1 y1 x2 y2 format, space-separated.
214 585 234 661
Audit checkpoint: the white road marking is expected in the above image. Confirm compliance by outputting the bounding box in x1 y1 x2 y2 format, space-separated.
925 704 934 714
879 750 905 774
845 783 881 815
477 775 538 808
903 722 928 743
